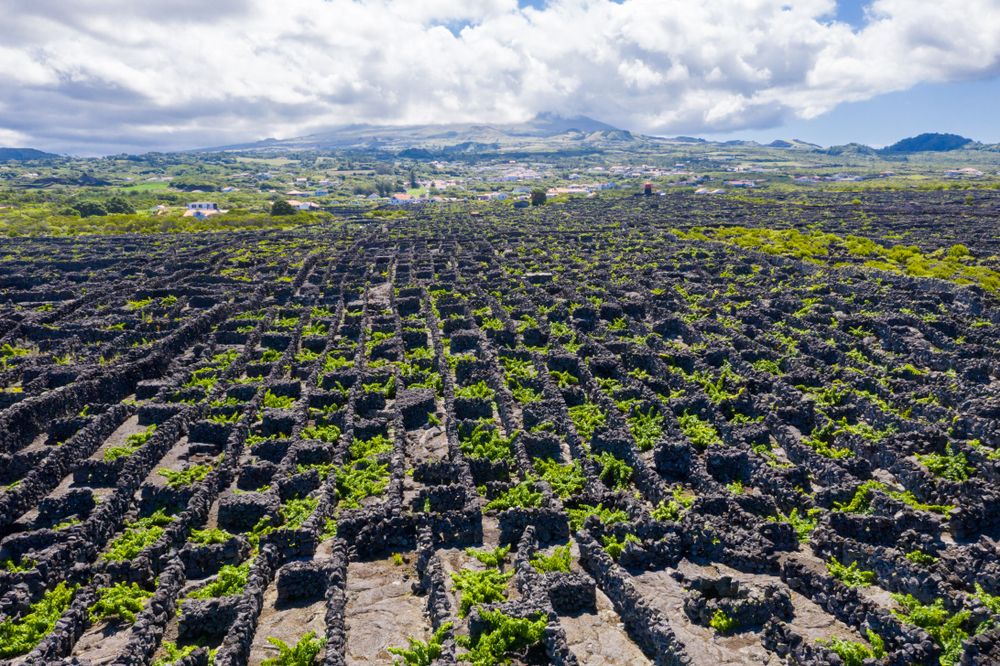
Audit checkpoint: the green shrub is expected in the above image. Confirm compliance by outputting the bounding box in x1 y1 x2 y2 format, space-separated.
455 381 496 401
709 609 737 634
530 545 571 574
827 557 875 588
301 423 341 443
188 562 250 599
601 533 639 561
465 545 510 569
280 496 318 529
768 507 821 543
567 503 628 531
568 402 605 441
677 411 722 448
819 630 886 666
651 486 696 522
891 594 970 666
261 631 325 666
189 527 233 545
484 481 542 512
89 582 152 624
906 550 939 566
451 568 513 617
103 509 174 561
593 451 632 490
460 424 514 462
263 390 295 409
916 444 974 482
159 462 214 489
0 582 78 657
387 622 453 666
627 407 664 451
457 609 547 665
153 641 217 666
532 458 586 499
104 425 156 461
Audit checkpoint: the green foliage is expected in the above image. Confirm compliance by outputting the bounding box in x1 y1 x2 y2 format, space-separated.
387 622 453 666
0 581 78 658
530 544 572 574
593 451 633 490
673 226 1000 296
457 609 547 665
677 411 722 448
752 358 782 375
568 401 605 442
651 486 696 522
459 423 514 462
362 375 396 397
261 631 325 666
532 458 586 499
834 480 954 515
484 481 542 512
2 556 36 572
188 562 251 599
301 423 342 443
104 424 156 461
709 609 737 634
601 533 639 561
153 641 202 666
335 459 389 509
906 550 939 566
189 527 233 545
916 444 974 482
820 630 886 666
768 507 821 543
549 369 579 388
89 582 152 624
627 407 664 451
451 568 513 617
350 433 394 459
827 557 875 588
891 594 970 666
465 545 510 569
974 584 1000 615
281 496 318 529
263 390 295 409
103 509 174 561
159 462 213 489
455 381 496 401
567 503 628 531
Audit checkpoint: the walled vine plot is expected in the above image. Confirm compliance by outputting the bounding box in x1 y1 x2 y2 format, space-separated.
0 193 998 665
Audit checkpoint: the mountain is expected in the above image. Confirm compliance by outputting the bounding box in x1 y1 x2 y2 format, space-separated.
0 147 59 161
822 142 878 156
199 114 640 155
768 139 822 150
882 133 973 153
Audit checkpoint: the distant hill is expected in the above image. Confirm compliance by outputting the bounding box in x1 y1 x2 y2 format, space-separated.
0 147 59 161
882 133 973 153
199 113 642 156
822 143 878 156
768 139 822 150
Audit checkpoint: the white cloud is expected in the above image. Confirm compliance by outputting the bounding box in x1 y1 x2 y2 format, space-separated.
0 0 998 153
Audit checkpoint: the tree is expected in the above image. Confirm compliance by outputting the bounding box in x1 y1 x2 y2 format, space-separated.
270 200 297 216
74 201 107 218
408 167 418 190
105 196 135 215
530 188 547 206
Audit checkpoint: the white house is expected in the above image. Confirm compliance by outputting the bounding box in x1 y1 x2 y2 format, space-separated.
184 202 225 219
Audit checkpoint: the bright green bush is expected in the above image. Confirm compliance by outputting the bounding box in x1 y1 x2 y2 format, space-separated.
89 582 153 624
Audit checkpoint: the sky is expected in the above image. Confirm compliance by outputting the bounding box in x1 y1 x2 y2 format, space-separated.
0 0 998 155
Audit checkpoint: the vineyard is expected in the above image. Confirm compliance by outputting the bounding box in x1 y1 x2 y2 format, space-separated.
0 192 998 666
